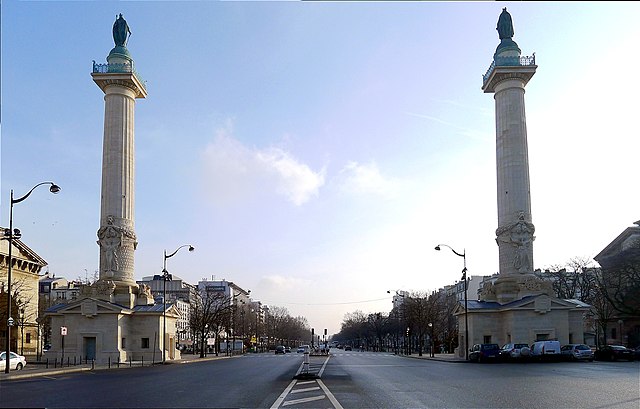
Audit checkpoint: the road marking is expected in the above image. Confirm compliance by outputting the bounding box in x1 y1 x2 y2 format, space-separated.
290 386 321 394
318 355 330 377
270 379 297 409
317 379 344 409
296 380 316 385
281 395 325 406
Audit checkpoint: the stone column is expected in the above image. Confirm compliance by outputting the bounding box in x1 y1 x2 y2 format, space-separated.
494 78 534 277
92 45 147 306
481 8 548 304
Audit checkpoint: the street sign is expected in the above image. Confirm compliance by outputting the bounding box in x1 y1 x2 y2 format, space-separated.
7 317 14 326
61 326 68 336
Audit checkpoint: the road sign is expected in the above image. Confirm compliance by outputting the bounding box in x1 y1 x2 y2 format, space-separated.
61 326 68 336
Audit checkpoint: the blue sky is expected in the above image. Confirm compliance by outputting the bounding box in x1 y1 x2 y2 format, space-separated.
2 1 639 335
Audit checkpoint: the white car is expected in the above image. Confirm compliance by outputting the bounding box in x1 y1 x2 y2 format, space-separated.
0 351 27 370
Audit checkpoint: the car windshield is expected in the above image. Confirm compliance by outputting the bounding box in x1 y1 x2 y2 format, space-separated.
575 345 590 350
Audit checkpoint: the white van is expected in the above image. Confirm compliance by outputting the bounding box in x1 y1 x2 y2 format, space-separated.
530 340 561 360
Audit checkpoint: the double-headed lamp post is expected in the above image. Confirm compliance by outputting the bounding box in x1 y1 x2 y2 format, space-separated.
4 181 60 373
435 244 468 361
162 244 194 364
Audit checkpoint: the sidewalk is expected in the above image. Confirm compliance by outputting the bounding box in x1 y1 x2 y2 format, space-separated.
0 352 234 382
397 352 468 363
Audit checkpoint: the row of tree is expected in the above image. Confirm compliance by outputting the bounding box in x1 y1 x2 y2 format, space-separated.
334 290 458 356
188 288 311 357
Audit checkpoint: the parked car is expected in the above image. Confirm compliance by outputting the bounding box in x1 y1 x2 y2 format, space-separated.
560 344 594 361
594 345 635 361
285 346 291 353
634 346 640 361
275 345 286 355
500 343 531 361
0 351 27 371
344 345 352 351
469 343 501 363
530 340 561 360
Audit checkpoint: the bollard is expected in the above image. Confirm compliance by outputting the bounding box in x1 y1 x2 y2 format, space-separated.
67 357 70 367
92 359 95 370
303 350 309 374
142 356 144 367
129 356 132 367
74 356 77 366
108 356 111 369
46 358 49 369
117 356 120 368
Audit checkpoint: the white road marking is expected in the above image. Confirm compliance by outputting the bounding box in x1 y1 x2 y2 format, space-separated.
317 379 344 409
290 386 321 394
270 379 298 409
281 395 325 406
318 355 330 377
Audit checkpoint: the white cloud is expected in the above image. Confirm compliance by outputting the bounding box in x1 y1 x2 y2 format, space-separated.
202 124 325 206
339 161 398 198
256 148 326 206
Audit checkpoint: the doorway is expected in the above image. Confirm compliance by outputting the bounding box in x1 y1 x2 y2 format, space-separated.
84 337 96 361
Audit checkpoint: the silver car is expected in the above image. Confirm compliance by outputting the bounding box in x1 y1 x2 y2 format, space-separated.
561 344 594 361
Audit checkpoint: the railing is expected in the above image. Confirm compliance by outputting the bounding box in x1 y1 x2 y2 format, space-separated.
92 61 147 89
482 54 536 85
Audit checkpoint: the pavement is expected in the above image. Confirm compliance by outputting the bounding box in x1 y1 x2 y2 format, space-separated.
0 351 466 382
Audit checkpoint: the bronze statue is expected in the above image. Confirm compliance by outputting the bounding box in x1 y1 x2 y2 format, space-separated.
496 7 514 40
112 13 131 47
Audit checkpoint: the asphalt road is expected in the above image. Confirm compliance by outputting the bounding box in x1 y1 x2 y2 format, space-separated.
1 351 639 409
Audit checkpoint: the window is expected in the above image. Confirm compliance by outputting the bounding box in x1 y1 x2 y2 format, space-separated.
122 338 126 349
483 335 492 344
141 338 150 349
26 333 31 343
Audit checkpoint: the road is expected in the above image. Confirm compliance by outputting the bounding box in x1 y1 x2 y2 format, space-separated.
1 350 638 408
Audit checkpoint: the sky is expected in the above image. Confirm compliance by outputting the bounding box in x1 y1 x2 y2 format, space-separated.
1 1 639 336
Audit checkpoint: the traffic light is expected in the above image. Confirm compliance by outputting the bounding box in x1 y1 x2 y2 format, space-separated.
324 328 327 336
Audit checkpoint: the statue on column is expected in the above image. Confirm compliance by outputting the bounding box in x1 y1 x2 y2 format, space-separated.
496 7 514 40
112 13 131 47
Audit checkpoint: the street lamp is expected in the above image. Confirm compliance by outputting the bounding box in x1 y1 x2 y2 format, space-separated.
387 290 406 355
435 244 468 361
4 181 60 373
162 244 194 364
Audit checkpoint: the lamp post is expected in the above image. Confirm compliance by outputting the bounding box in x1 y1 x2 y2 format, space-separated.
435 244 468 361
4 181 60 373
387 290 406 355
162 244 194 364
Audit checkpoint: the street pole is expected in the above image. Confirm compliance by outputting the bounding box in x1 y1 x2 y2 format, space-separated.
435 244 469 360
162 244 194 364
4 182 60 373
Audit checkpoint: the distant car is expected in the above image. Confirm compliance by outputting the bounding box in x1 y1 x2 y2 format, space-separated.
275 345 286 355
560 344 594 361
500 343 530 361
296 346 305 353
43 343 51 353
285 347 291 353
0 351 27 371
594 345 635 361
344 345 352 351
469 343 501 363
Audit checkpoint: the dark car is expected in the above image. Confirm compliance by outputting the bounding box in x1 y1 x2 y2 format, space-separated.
344 345 352 351
275 345 286 355
469 343 501 363
594 345 635 361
